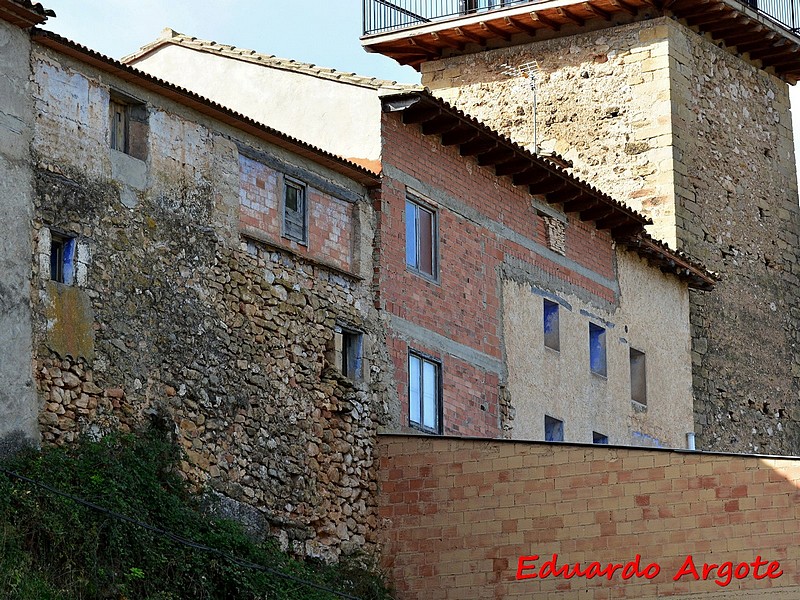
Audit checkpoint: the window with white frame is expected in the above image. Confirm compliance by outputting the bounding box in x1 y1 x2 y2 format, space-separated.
408 351 441 434
405 195 437 279
283 177 307 244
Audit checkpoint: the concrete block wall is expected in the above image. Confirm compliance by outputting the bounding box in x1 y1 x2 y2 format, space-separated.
378 434 800 599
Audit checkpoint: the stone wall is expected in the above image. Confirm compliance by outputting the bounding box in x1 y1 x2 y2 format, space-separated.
28 43 393 560
420 17 800 454
0 18 39 455
378 434 800 600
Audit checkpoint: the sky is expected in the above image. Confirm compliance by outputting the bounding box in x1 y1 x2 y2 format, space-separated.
40 0 420 84
37 1 800 179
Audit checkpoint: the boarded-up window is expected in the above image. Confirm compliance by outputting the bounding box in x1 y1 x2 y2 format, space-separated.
283 178 307 244
109 93 148 160
405 196 437 278
630 348 647 405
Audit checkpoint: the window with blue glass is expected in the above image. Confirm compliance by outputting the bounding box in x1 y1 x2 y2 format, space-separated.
408 351 441 434
405 196 437 279
544 415 563 442
543 299 560 351
50 232 76 285
589 323 607 377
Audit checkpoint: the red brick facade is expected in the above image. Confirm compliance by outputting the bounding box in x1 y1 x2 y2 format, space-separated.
376 113 617 437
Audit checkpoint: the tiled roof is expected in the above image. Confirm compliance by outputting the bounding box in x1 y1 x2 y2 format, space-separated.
0 0 54 27
122 28 422 93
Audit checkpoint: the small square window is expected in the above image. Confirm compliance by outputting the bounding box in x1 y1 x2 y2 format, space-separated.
589 323 607 377
405 196 437 279
50 232 75 284
110 94 148 160
543 299 560 351
409 352 441 434
330 327 363 381
593 432 609 445
630 348 647 405
544 415 563 442
283 178 307 244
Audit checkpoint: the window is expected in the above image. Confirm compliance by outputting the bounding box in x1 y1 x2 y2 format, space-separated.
283 178 307 244
589 323 607 377
330 327 363 381
409 352 441 434
544 415 563 442
109 94 148 160
630 348 647 405
593 432 609 445
50 232 75 284
405 196 437 278
543 299 560 351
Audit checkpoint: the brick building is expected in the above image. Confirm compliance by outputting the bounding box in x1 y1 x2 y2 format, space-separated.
128 31 713 447
361 0 800 455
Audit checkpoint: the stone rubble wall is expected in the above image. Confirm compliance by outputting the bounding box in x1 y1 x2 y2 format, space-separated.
28 45 394 560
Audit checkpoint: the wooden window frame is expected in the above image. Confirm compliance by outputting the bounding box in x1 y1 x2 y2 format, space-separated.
282 176 308 245
405 194 438 281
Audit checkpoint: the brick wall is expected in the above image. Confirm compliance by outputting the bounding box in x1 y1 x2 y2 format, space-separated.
378 113 617 437
238 153 354 272
378 434 800 599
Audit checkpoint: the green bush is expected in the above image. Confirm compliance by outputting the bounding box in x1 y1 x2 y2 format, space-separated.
0 431 392 600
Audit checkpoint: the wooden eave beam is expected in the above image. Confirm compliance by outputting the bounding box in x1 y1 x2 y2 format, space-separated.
535 178 570 197
704 17 756 39
582 2 612 21
477 146 517 166
504 16 539 36
557 7 585 27
750 40 794 61
530 11 560 31
495 158 531 176
609 0 638 16
762 50 800 69
480 21 511 41
421 115 459 135
579 204 614 222
513 167 549 186
610 222 644 238
408 36 440 55
561 196 595 213
431 31 465 51
455 26 486 45
547 186 584 205
684 5 728 27
441 126 479 146
595 211 629 229
402 105 441 125
460 138 497 157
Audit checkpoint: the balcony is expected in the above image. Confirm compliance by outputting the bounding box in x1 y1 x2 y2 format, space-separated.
361 0 800 81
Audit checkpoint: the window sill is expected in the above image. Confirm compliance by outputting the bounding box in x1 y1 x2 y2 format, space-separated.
631 400 648 413
406 265 440 286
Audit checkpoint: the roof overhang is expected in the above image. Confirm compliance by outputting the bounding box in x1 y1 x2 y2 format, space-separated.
31 29 381 187
0 0 52 28
362 0 800 82
382 91 716 290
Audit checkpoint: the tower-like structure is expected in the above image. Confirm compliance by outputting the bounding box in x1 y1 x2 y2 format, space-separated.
363 0 800 454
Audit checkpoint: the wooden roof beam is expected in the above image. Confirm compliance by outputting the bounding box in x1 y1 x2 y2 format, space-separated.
504 16 539 36
431 32 466 52
421 115 459 135
460 138 497 157
480 21 511 41
532 177 569 196
579 204 614 222
441 126 480 146
495 158 531 177
530 11 560 31
561 196 595 213
557 7 585 27
408 37 440 55
455 26 486 45
547 186 584 205
513 167 549 186
595 211 629 230
402 104 441 125
477 146 517 166
611 222 645 238
582 2 612 21
609 0 638 16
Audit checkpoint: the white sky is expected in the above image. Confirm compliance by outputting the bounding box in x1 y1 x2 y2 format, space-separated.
38 1 800 185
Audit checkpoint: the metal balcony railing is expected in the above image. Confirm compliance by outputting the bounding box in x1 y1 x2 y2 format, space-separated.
362 0 800 37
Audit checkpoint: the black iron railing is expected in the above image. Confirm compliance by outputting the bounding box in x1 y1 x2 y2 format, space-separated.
362 0 800 37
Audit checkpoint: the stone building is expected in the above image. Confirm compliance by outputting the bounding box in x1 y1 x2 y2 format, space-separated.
0 0 712 564
2 2 394 559
127 31 713 447
361 0 800 454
